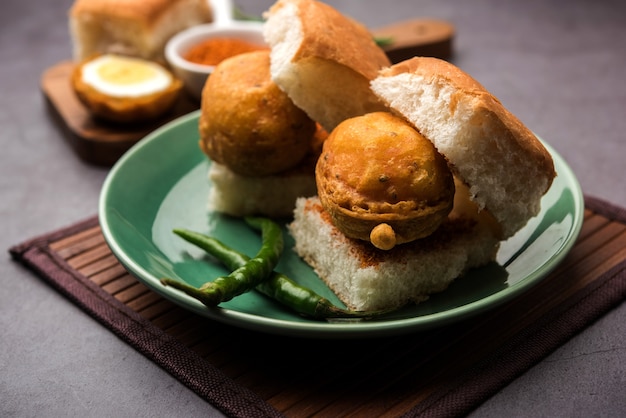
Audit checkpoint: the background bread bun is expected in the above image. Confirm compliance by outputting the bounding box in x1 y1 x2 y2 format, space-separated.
69 0 213 63
263 0 391 132
371 57 556 239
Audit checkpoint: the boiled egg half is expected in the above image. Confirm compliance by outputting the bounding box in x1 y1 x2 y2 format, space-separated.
71 53 183 123
81 54 174 97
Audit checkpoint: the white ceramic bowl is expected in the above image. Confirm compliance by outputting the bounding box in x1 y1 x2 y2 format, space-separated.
165 0 266 101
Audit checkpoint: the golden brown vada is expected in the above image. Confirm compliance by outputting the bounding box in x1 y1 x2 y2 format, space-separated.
198 50 317 176
315 111 455 250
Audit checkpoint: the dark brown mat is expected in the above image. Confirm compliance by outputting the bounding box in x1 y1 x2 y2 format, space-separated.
9 196 626 417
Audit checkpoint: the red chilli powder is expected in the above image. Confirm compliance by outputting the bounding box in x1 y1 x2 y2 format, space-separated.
184 37 268 66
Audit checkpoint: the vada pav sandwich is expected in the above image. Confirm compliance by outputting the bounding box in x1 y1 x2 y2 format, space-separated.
199 0 392 217
198 50 325 218
201 0 556 312
287 56 556 311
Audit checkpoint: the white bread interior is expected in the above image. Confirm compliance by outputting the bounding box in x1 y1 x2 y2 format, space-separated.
69 0 213 63
371 57 556 239
208 162 317 218
262 0 391 132
289 188 501 311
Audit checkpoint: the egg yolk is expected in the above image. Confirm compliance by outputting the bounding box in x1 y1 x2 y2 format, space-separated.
81 54 172 98
97 58 158 85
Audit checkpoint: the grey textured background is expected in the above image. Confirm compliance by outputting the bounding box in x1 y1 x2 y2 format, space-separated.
2 0 625 416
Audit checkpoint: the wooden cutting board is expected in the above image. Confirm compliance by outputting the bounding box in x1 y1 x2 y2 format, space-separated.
374 18 454 63
41 61 200 166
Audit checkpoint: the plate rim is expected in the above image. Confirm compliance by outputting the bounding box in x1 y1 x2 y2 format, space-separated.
99 110 584 338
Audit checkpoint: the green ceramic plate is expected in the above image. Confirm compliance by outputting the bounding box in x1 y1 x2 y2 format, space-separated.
99 110 584 338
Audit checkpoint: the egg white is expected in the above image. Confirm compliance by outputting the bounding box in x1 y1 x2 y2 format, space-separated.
81 54 173 98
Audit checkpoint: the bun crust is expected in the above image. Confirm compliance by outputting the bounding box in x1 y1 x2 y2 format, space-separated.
69 0 213 62
263 0 391 132
371 57 556 238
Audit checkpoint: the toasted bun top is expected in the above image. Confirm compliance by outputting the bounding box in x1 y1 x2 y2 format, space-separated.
263 0 391 131
268 0 390 79
371 57 556 239
69 0 205 26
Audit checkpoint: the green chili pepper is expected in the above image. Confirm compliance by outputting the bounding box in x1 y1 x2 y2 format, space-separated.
171 228 248 271
171 227 391 319
160 217 283 307
374 36 394 47
232 6 264 22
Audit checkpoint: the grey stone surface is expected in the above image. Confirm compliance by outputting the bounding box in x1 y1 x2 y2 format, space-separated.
1 0 625 416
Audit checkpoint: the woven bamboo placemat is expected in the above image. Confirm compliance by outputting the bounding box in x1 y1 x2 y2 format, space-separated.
9 196 626 417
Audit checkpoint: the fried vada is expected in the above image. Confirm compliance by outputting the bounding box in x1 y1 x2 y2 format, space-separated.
316 112 455 250
199 50 317 177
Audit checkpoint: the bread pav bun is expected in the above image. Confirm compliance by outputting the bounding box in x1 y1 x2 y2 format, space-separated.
199 50 317 176
263 0 391 132
371 57 556 239
316 112 455 250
